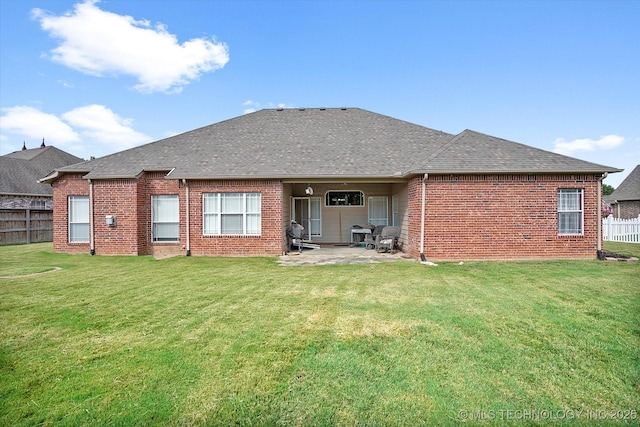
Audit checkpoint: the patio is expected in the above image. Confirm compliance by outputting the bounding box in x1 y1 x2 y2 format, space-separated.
277 245 415 266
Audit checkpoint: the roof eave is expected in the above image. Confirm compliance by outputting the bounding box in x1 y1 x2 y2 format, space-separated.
38 170 62 185
0 191 52 197
409 167 623 175
169 172 409 182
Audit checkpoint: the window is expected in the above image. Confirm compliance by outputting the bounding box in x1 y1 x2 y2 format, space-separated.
30 200 46 209
391 195 399 226
558 189 583 235
368 196 388 226
152 195 179 242
292 197 322 237
203 192 261 235
309 197 321 236
69 196 89 243
326 191 364 206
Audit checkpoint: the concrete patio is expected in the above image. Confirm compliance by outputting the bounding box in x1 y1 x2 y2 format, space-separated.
277 245 416 266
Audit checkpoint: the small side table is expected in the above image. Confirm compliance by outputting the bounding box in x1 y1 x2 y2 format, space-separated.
350 228 371 247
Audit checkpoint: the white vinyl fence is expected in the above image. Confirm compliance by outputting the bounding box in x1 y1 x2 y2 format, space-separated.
603 216 640 243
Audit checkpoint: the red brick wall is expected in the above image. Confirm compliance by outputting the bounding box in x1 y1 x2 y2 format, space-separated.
53 171 600 259
52 174 283 256
52 174 90 254
92 179 141 255
407 174 601 260
136 173 183 257
614 200 640 219
187 180 283 256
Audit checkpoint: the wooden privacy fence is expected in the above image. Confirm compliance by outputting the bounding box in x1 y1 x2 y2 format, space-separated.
603 216 640 243
0 209 53 245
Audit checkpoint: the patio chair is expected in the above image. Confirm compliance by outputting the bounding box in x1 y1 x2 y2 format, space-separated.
365 225 385 249
375 226 400 253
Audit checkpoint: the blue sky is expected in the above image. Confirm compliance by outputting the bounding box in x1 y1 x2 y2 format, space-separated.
1 0 638 187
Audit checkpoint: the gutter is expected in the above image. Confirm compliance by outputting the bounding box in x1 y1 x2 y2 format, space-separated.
184 179 191 256
597 172 607 260
419 174 428 263
407 168 624 176
89 180 95 255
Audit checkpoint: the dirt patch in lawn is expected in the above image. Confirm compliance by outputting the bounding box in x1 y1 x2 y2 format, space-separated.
0 267 62 279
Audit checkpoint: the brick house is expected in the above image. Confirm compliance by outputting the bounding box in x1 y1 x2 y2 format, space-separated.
1 142 83 210
40 108 621 260
607 164 640 219
1 142 83 244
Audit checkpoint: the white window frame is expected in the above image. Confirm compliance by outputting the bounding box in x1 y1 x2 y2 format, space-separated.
68 195 89 243
292 196 322 237
152 195 180 242
203 192 261 236
368 196 389 226
558 188 584 235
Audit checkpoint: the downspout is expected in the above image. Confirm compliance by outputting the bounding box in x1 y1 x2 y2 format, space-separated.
184 179 191 256
597 172 607 260
89 179 95 255
419 174 427 262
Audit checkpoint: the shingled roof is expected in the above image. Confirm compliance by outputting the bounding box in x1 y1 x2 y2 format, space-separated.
609 165 640 201
44 108 620 182
419 130 621 174
1 145 84 196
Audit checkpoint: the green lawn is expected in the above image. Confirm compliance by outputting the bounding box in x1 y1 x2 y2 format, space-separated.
1 243 639 426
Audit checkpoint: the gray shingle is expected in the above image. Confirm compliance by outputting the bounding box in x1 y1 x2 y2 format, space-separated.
1 146 84 196
50 108 620 181
419 130 621 174
609 165 640 201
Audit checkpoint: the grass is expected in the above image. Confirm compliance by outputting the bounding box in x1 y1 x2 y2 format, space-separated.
1 242 639 426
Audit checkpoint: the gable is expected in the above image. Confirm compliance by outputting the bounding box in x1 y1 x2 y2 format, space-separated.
609 165 640 201
1 146 84 196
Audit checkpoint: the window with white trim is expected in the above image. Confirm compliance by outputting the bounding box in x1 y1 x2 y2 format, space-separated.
203 192 261 235
558 189 583 235
368 196 388 226
152 195 179 242
69 195 89 243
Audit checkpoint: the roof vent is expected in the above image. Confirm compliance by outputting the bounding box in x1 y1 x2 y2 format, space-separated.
341 107 347 110
298 108 305 111
22 141 27 151
41 138 45 148
277 108 284 111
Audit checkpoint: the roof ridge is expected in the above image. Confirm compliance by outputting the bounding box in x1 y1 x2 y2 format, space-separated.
414 129 470 170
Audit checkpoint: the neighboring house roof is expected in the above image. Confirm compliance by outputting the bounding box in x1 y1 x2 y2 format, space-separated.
43 108 621 182
609 165 640 202
1 145 84 196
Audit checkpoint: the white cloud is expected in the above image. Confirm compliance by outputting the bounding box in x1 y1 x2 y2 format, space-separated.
552 134 625 156
0 105 150 156
243 100 293 114
0 106 80 145
32 0 229 93
62 105 151 151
